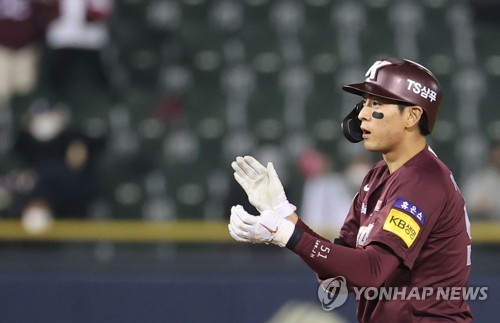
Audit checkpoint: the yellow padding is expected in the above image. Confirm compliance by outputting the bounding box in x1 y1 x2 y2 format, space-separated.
0 220 232 243
0 220 496 243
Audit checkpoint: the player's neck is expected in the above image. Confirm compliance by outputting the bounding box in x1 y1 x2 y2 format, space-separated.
383 136 427 173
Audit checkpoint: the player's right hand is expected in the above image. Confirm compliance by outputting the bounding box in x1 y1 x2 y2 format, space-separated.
231 156 296 218
228 205 295 247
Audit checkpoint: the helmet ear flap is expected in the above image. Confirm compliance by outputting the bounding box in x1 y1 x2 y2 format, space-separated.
341 101 364 143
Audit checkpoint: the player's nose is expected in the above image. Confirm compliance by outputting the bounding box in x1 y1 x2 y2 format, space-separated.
358 103 371 121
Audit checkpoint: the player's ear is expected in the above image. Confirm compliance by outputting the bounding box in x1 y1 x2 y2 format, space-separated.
405 106 423 129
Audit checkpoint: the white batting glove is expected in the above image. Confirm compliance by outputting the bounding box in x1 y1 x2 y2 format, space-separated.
228 205 295 248
231 156 296 218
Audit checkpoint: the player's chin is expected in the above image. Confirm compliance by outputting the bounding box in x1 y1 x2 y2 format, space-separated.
362 139 374 150
363 140 383 153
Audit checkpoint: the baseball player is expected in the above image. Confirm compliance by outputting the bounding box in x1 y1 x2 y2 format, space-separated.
228 58 473 322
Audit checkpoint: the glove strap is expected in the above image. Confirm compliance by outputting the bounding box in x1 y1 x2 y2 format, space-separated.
271 216 295 247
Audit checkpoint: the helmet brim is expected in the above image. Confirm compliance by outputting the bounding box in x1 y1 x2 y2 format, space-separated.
342 82 411 105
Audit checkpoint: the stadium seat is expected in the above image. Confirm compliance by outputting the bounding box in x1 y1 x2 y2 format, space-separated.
38 0 498 221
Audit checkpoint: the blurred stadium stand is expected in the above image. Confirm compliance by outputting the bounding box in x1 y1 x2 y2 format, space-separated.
39 0 496 221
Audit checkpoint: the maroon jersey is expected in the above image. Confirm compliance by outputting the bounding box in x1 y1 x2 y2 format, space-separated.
289 146 473 322
338 146 472 322
0 0 59 49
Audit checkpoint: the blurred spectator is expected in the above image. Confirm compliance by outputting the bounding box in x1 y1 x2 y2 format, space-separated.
463 140 500 220
0 0 59 108
298 148 352 236
41 0 115 104
9 98 105 231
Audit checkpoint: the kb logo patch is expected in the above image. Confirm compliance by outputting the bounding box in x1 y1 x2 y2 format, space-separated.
383 209 421 247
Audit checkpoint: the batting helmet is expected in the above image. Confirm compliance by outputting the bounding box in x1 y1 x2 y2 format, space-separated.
341 58 442 143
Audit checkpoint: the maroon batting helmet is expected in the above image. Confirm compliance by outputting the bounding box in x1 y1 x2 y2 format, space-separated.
341 58 442 143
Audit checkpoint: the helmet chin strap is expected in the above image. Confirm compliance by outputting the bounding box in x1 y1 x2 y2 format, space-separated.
341 101 364 143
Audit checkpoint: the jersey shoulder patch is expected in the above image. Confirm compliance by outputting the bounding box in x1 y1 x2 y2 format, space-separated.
382 198 425 248
392 197 426 225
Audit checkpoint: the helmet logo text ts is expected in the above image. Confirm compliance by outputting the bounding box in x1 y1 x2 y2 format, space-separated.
406 79 437 102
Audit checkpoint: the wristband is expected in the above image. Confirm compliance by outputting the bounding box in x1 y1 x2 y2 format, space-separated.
286 226 303 250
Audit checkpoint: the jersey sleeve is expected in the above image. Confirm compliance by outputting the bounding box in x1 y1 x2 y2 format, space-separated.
288 228 401 287
363 173 447 269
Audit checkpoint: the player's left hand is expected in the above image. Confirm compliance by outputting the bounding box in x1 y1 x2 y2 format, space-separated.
228 205 295 247
231 156 296 218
